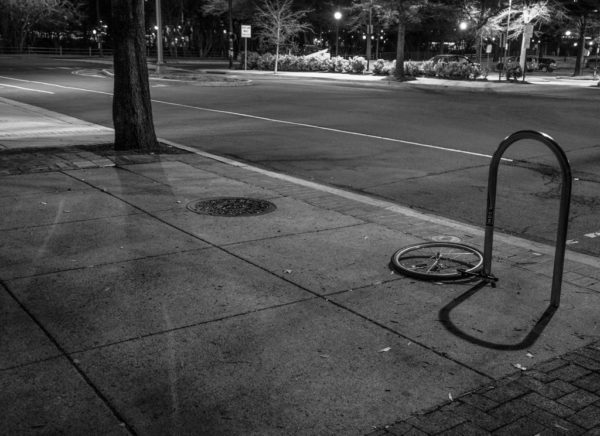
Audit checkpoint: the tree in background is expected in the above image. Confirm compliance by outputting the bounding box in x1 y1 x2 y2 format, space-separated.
377 0 428 81
0 0 84 51
111 0 159 151
559 0 599 75
253 0 312 73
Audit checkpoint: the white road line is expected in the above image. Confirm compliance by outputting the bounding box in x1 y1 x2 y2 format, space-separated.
0 75 112 95
152 98 508 161
0 74 511 161
0 83 54 94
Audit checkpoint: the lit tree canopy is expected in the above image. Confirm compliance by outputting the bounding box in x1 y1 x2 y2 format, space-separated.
0 0 84 50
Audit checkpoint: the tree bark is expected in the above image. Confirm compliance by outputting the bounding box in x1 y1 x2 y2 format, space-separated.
111 0 159 151
574 14 587 77
394 19 406 81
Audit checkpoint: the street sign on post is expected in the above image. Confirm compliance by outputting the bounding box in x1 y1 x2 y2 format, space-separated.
241 25 251 70
241 25 251 38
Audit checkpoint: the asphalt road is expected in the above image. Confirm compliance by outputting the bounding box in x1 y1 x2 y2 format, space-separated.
1 56 599 256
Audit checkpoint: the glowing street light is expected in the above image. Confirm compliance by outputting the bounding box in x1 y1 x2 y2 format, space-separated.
334 11 342 57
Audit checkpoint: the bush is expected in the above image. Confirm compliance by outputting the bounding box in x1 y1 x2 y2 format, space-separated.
330 56 350 73
257 53 275 70
277 54 297 71
372 59 387 75
244 52 481 81
372 59 396 76
403 61 421 77
241 51 261 70
420 60 435 76
349 56 367 74
307 56 323 71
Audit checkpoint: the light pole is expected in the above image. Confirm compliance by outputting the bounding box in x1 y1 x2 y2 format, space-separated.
228 0 234 69
366 0 372 70
500 0 512 81
156 0 164 74
459 21 467 55
334 11 342 57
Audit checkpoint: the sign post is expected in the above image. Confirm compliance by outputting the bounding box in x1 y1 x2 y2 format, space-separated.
241 25 251 71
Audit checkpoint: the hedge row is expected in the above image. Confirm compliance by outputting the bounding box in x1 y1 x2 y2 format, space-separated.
241 52 484 80
243 52 369 74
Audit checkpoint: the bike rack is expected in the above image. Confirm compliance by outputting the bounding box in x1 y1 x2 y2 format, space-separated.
482 130 572 308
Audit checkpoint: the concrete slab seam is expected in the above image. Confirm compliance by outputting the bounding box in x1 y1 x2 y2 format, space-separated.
0 278 137 434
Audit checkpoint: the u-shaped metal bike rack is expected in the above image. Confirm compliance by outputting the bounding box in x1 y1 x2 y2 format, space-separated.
482 130 572 308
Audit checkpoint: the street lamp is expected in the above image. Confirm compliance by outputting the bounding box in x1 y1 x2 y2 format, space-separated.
334 11 342 57
458 21 468 55
366 0 373 71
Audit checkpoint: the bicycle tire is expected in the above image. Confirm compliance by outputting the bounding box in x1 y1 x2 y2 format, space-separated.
390 242 483 281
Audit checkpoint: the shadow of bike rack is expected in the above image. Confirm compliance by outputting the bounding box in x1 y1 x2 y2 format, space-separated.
482 130 572 308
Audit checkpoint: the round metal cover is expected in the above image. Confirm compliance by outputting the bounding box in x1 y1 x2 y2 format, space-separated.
187 197 276 217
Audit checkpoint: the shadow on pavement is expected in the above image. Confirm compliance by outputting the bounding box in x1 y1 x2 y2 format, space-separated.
438 280 557 350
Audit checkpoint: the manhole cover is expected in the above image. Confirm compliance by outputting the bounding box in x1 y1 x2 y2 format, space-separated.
187 197 276 217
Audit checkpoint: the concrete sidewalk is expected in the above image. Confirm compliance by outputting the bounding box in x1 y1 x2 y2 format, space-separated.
1 97 600 435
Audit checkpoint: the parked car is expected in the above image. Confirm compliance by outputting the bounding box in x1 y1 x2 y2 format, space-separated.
537 57 557 72
585 58 600 69
496 56 538 72
426 54 476 65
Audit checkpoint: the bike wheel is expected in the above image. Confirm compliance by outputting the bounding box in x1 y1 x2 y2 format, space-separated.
390 242 483 281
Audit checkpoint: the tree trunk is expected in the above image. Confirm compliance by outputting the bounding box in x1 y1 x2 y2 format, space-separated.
394 20 406 81
574 14 587 77
111 0 159 151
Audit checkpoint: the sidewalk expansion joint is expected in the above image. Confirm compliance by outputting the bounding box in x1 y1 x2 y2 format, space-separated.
66 297 320 356
0 279 138 435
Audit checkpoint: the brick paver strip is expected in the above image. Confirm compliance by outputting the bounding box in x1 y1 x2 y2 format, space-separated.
438 422 490 436
533 358 569 374
459 393 499 411
529 408 585 434
558 390 600 410
406 409 466 434
452 402 502 431
517 375 566 399
548 379 579 395
523 392 575 417
489 398 536 426
482 380 530 403
564 353 600 371
574 373 600 393
578 347 600 364
550 364 592 382
492 416 547 435
569 405 600 429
